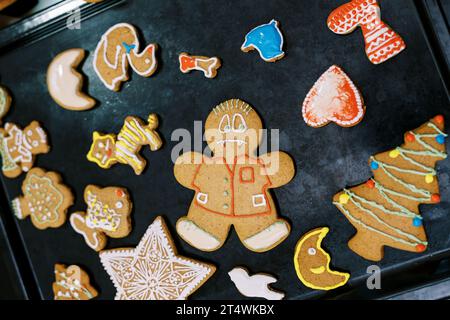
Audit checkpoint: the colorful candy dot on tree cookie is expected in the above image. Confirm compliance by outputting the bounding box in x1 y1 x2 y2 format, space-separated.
327 0 406 64
294 227 350 291
53 264 98 300
241 19 285 62
179 53 221 79
333 116 447 261
100 216 216 300
302 65 366 128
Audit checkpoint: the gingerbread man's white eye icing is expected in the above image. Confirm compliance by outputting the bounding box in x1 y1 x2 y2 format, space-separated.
232 113 247 133
219 114 231 133
115 201 123 209
308 248 317 255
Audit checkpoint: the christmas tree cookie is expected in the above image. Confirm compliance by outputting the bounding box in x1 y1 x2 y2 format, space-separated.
333 116 447 261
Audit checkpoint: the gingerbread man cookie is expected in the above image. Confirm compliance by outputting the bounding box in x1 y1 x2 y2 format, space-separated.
87 114 163 175
93 23 158 91
327 0 406 64
179 53 221 79
174 99 295 253
53 264 98 300
0 85 11 124
70 185 132 251
12 168 74 230
0 121 50 178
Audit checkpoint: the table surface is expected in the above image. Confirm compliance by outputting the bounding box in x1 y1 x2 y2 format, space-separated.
0 0 449 300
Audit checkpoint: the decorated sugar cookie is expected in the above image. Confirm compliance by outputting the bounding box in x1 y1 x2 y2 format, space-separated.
0 121 50 178
174 99 295 253
12 168 74 230
87 114 163 175
0 85 11 124
241 19 285 62
179 52 221 79
327 0 406 64
228 267 284 300
334 116 447 261
100 216 216 300
294 227 350 291
93 23 158 91
302 65 365 128
47 49 96 111
70 185 132 252
53 264 98 300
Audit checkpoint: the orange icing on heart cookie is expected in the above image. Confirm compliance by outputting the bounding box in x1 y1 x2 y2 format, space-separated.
302 65 365 128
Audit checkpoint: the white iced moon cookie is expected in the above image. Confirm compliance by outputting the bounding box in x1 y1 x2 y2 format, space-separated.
47 48 96 111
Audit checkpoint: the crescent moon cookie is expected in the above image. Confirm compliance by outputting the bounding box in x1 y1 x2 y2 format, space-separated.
333 116 447 261
0 121 50 178
93 23 158 91
100 216 216 300
0 85 11 124
47 49 96 111
53 264 98 300
327 0 406 64
294 227 350 291
12 168 74 230
302 65 365 128
179 53 221 79
241 19 285 62
87 114 163 175
70 185 132 252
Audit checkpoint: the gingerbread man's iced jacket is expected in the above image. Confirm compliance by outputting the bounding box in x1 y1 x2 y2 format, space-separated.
174 99 295 253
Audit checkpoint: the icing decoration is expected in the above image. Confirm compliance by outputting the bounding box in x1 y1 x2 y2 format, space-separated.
294 227 350 291
0 121 49 178
327 0 406 64
174 99 294 253
70 185 132 251
333 117 447 261
179 53 221 79
228 267 284 300
87 114 163 175
241 19 285 62
100 216 216 300
0 85 11 124
12 168 74 230
53 264 98 300
93 23 158 91
47 48 96 111
302 65 365 128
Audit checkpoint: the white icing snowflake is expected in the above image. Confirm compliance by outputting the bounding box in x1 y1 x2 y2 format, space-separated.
100 216 215 300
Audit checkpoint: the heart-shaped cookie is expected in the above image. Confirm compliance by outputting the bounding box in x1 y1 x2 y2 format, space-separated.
302 65 365 128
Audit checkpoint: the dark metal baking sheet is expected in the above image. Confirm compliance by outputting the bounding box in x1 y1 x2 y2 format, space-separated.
0 0 449 300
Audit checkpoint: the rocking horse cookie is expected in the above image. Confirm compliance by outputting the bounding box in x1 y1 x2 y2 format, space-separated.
174 99 295 253
327 0 406 64
93 23 158 91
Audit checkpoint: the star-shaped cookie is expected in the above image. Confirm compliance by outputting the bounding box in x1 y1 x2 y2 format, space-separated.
100 216 216 300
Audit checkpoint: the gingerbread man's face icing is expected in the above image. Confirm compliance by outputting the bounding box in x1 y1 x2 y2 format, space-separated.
87 132 116 168
23 122 49 154
205 99 263 156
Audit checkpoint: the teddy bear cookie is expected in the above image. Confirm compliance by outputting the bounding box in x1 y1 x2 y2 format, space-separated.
100 216 216 300
294 227 350 291
241 19 285 62
333 116 447 261
53 264 98 300
87 113 163 175
302 65 365 128
0 85 11 124
12 168 74 229
94 23 158 91
179 52 221 79
47 48 96 111
174 99 295 253
327 0 406 64
0 121 50 178
70 185 132 251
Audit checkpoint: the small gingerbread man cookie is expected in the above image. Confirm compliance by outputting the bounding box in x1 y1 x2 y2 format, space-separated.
0 121 50 178
12 168 74 229
70 185 132 251
53 264 98 300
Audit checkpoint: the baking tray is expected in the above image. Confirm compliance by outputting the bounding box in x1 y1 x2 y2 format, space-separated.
0 0 449 300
